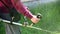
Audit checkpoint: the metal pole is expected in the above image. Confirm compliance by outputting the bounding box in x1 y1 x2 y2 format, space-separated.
0 19 58 33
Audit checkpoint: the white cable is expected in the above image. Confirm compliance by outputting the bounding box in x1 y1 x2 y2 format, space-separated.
0 19 59 34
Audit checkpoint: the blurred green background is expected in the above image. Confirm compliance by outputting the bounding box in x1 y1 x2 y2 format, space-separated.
0 0 60 34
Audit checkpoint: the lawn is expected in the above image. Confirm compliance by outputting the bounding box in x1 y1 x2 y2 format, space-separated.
0 0 60 34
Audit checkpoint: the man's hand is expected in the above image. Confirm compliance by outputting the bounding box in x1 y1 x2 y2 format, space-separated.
31 15 40 24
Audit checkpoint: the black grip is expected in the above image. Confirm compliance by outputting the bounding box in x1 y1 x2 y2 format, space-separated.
37 13 42 19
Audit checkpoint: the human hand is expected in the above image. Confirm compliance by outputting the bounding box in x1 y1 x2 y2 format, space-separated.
31 15 40 24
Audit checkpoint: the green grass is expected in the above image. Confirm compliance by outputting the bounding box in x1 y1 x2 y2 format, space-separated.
0 22 6 34
20 1 60 34
0 0 60 34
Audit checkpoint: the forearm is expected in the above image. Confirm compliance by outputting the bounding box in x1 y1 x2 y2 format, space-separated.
11 0 33 19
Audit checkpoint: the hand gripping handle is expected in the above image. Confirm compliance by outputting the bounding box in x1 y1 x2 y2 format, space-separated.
32 13 42 25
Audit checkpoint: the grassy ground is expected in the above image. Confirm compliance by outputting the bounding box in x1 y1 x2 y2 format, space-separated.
0 0 60 34
20 0 60 34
